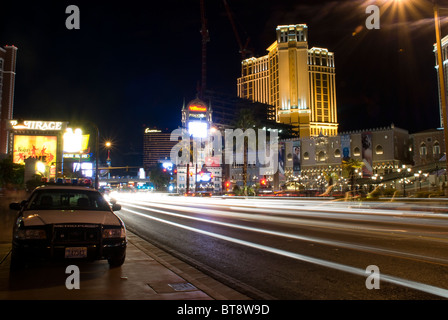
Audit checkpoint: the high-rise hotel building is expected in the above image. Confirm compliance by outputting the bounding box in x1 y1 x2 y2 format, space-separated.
0 45 18 154
237 25 338 137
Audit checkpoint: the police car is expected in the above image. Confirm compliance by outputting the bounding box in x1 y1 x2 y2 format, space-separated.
9 182 127 270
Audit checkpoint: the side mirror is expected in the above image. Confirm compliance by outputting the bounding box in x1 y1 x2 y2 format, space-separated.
112 203 121 211
9 203 21 211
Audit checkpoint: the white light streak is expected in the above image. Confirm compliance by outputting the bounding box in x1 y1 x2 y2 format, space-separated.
122 205 448 298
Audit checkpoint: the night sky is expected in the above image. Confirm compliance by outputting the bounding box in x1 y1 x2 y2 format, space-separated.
1 0 447 167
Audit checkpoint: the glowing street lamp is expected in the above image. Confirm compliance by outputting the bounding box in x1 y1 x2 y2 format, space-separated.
433 2 448 179
105 141 112 179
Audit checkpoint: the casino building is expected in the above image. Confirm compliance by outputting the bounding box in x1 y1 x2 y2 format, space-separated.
176 98 222 193
237 24 338 138
8 120 68 180
0 45 18 155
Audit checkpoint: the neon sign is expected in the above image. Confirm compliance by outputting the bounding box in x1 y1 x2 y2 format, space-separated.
10 120 64 131
188 105 207 112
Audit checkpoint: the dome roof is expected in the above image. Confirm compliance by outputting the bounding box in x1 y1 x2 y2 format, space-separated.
187 98 207 108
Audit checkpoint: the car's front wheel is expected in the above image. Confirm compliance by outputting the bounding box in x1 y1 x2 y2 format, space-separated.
9 248 26 271
108 253 125 268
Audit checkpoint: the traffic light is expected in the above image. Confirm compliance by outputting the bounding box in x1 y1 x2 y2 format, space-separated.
260 178 267 186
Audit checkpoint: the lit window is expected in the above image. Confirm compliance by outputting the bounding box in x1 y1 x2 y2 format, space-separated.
334 149 341 157
318 151 326 162
375 145 383 155
420 143 427 156
433 142 440 155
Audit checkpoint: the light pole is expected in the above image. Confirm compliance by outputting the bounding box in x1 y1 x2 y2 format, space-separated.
434 2 448 178
397 165 411 197
94 125 99 190
83 122 100 190
105 141 111 179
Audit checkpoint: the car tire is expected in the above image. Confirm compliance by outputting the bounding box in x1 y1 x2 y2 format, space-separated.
9 248 26 271
108 253 125 268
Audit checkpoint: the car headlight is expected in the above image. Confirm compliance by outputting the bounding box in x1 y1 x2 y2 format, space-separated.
102 227 126 239
17 229 47 240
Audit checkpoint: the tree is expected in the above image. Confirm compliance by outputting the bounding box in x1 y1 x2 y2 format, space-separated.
234 108 257 195
341 158 365 192
0 157 24 189
149 165 171 191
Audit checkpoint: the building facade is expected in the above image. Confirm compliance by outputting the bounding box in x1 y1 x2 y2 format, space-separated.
176 98 222 193
237 25 338 138
0 45 18 155
227 124 413 192
412 128 445 167
143 128 177 170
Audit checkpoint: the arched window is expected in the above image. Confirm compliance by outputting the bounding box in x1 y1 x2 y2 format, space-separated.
433 141 441 155
334 149 341 158
375 145 383 155
420 143 427 156
353 147 361 156
318 151 326 162
303 152 309 160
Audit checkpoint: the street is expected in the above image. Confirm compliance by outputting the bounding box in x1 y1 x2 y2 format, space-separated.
112 192 448 299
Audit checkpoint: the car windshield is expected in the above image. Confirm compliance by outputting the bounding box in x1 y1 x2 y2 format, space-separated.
25 189 111 211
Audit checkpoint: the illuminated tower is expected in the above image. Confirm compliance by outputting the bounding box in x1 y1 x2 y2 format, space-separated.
237 25 338 137
0 45 18 154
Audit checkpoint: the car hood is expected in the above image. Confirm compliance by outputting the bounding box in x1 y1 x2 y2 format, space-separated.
22 210 121 227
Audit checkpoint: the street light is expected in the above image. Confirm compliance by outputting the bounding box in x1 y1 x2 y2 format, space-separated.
397 165 412 196
394 0 448 192
433 2 448 179
105 141 112 179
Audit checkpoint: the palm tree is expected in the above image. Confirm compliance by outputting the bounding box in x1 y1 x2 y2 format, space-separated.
234 108 257 195
321 170 339 195
341 158 365 192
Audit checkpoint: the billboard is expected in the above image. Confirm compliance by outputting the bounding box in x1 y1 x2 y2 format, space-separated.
361 132 373 178
340 134 351 160
188 121 208 138
278 142 285 184
292 140 301 174
13 135 57 165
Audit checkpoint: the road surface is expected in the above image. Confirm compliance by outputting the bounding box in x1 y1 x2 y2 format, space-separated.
111 192 448 300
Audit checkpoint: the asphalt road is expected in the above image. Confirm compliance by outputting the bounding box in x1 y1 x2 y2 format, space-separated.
111 192 448 300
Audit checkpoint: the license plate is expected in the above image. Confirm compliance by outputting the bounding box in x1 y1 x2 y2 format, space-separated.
65 247 87 258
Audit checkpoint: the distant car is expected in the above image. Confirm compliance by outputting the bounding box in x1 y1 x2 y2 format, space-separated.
9 184 127 270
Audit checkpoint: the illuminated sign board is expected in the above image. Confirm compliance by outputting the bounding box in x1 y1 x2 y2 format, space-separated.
63 128 83 152
10 120 65 131
73 162 93 177
145 128 162 133
188 105 207 112
13 135 58 165
188 121 208 138
63 153 91 161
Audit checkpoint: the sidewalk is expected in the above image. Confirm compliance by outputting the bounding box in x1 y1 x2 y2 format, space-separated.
0 232 250 300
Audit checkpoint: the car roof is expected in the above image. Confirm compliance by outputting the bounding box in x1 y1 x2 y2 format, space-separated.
33 185 99 192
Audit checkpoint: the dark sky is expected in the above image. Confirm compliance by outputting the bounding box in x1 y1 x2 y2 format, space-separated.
1 0 447 167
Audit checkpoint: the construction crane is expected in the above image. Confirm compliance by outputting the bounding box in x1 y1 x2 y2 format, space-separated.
199 0 210 99
223 0 252 60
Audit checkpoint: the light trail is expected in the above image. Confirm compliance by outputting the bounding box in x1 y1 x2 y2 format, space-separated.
118 200 448 266
114 194 448 242
121 205 448 298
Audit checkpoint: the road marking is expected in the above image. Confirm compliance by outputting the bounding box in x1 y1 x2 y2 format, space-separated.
121 206 448 298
